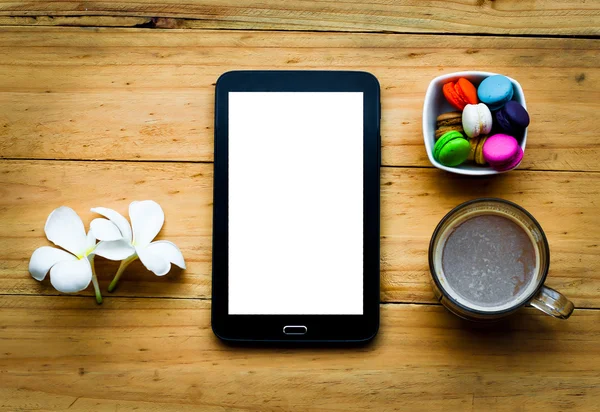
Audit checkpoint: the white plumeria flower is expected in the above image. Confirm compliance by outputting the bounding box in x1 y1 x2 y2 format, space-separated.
29 206 103 303
90 200 185 291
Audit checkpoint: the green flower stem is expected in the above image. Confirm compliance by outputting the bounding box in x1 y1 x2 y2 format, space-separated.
90 256 102 305
108 254 138 293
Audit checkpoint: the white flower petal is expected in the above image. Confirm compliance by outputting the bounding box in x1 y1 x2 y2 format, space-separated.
146 240 186 269
44 206 88 256
49 257 92 293
85 230 96 251
91 207 132 243
29 246 77 281
130 200 164 248
94 239 136 261
137 246 171 276
90 218 123 242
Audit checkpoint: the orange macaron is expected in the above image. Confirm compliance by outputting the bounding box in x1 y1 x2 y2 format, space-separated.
443 78 478 111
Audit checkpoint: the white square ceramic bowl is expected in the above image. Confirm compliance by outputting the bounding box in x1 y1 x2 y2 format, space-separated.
423 71 527 176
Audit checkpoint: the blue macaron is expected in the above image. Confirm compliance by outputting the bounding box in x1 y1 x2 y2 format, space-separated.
477 75 514 111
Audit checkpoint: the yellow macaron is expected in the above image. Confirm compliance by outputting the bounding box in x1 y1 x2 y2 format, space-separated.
466 135 489 165
475 135 489 165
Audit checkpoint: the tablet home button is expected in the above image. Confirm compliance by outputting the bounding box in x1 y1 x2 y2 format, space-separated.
283 325 307 335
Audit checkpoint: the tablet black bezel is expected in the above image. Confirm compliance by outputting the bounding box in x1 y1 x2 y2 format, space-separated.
212 71 380 342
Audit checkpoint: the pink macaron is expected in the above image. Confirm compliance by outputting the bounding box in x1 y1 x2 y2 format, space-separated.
482 134 523 172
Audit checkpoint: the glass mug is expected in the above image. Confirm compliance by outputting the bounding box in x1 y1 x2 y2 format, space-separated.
429 198 574 321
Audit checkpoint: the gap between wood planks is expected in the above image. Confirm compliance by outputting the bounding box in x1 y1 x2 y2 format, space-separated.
2 157 600 175
0 292 599 312
0 15 599 39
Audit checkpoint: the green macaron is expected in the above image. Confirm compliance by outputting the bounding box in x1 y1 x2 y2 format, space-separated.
434 131 470 167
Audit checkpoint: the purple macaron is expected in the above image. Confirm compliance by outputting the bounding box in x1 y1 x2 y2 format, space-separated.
483 134 523 172
495 101 530 137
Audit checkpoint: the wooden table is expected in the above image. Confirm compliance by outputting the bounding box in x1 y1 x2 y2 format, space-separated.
1 2 599 410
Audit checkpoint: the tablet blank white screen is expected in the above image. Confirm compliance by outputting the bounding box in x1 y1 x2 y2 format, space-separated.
228 92 363 315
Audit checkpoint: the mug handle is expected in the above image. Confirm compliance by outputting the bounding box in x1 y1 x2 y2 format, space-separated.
529 286 574 319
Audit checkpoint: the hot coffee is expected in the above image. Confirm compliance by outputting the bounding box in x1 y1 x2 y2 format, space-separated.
439 214 538 311
429 198 574 320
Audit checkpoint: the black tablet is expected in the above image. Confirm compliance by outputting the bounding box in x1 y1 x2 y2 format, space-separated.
212 71 380 342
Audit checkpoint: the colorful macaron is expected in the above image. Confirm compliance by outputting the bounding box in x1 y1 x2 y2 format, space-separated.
482 133 523 171
462 103 492 138
467 135 489 165
443 78 478 111
436 125 464 140
435 111 464 140
477 75 513 111
495 100 530 137
429 73 529 172
437 111 462 127
434 131 470 167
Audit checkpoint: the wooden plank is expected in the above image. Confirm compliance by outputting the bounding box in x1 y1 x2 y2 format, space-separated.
1 160 598 307
0 1 598 36
0 28 598 171
0 296 599 411
0 15 151 27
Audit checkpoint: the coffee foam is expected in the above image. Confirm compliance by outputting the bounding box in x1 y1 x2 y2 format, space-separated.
433 210 541 313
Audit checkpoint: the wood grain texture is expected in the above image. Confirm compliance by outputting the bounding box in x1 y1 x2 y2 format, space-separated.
1 28 598 171
0 0 598 35
1 160 598 307
0 15 151 27
1 296 599 411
